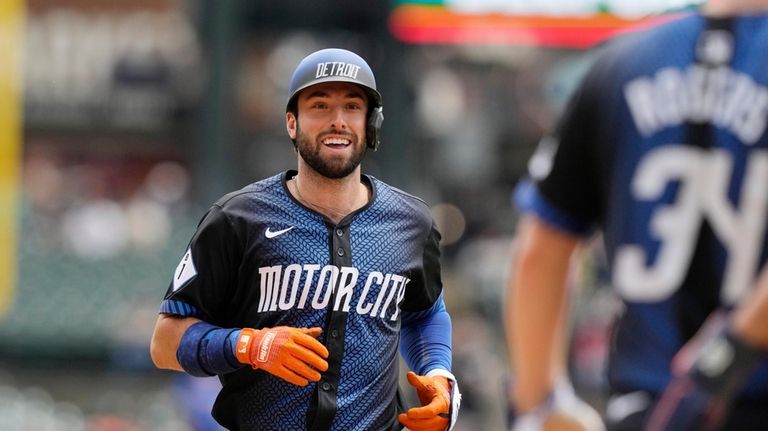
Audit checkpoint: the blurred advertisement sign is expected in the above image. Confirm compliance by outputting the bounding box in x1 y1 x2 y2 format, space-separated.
24 1 201 132
0 0 23 317
390 0 701 48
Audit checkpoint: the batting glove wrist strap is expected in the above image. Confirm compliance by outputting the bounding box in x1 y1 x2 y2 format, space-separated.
177 321 242 377
426 369 461 430
398 370 461 431
235 326 329 387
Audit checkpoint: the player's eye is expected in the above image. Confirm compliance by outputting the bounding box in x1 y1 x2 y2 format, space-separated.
310 101 328 110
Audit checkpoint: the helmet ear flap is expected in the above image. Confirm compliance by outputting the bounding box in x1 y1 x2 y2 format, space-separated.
367 106 384 151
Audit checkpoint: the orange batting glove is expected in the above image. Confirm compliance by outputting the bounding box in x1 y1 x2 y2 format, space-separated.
399 371 455 431
235 326 329 387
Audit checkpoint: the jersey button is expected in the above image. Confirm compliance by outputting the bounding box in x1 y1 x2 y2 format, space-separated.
336 228 343 237
337 248 345 257
321 382 331 391
331 329 339 338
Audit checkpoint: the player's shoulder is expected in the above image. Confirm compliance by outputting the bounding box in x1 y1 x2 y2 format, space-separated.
615 13 701 49
212 172 285 211
367 174 433 222
574 12 704 96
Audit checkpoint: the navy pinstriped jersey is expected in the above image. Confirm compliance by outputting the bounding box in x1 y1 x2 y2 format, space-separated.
160 171 444 430
516 13 768 397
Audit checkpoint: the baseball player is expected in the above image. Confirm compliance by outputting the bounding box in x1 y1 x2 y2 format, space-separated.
150 48 460 431
505 1 768 430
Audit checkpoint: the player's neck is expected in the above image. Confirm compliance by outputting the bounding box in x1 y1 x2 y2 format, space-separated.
703 0 768 16
290 170 370 224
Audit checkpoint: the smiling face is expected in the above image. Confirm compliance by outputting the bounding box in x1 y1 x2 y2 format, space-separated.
286 82 369 179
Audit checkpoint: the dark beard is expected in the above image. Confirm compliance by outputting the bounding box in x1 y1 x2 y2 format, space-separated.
295 123 366 179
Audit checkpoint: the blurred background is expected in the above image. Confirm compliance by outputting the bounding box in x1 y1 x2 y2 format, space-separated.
0 0 702 430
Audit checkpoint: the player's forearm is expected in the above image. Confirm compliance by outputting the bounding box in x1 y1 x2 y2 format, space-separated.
150 314 201 371
508 263 570 412
732 263 768 349
506 217 579 412
400 296 453 375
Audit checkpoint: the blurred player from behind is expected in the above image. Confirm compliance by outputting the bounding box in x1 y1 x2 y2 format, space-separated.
149 48 460 431
505 0 768 430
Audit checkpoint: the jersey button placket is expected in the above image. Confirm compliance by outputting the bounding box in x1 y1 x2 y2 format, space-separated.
318 223 346 424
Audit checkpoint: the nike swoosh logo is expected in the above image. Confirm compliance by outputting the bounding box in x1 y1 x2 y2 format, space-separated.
265 226 294 239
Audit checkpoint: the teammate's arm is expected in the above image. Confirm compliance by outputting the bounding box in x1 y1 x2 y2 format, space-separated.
505 215 604 431
732 263 768 349
506 215 578 411
645 263 768 430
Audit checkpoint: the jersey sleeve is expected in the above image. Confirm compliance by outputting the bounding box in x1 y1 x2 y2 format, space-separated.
159 204 243 322
399 293 453 374
515 52 613 235
399 221 443 312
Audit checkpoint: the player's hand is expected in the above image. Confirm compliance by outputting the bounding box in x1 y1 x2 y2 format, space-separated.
235 326 329 387
398 371 453 431
509 383 605 431
644 312 765 431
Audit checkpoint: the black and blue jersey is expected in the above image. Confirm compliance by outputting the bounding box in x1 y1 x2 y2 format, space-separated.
160 171 450 430
516 13 768 398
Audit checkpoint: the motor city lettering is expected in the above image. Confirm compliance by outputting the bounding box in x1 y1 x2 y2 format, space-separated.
315 62 360 80
257 264 409 321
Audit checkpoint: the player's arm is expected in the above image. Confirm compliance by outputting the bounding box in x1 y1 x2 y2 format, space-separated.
399 294 453 376
732 263 768 349
150 313 201 371
150 309 329 386
505 215 604 431
151 203 329 385
398 296 461 431
504 39 612 430
645 263 768 430
397 220 461 431
506 215 578 411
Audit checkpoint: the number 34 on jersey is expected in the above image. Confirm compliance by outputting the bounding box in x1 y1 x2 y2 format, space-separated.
614 146 768 305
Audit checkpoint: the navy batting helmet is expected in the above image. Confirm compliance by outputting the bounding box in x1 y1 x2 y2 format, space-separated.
286 48 384 151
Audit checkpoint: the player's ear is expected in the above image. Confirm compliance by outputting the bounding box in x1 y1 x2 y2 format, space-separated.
286 111 297 140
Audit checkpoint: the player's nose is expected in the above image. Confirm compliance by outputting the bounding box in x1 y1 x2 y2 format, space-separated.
328 106 348 129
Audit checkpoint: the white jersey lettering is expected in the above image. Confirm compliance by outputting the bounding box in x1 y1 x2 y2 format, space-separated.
357 271 383 315
334 267 359 313
312 266 339 310
259 264 410 320
614 147 768 304
258 266 281 312
625 65 768 144
278 264 302 310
